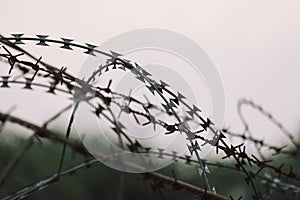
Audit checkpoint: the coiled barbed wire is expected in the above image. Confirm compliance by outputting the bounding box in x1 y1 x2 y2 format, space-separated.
0 34 299 200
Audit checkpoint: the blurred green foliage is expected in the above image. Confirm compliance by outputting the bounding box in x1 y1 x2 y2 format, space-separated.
0 135 299 200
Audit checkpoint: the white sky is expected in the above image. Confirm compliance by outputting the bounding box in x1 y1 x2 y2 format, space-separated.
1 0 300 149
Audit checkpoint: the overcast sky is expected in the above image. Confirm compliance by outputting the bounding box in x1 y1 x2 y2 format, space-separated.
1 0 300 148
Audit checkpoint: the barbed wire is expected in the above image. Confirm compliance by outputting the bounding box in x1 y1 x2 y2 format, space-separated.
0 34 299 199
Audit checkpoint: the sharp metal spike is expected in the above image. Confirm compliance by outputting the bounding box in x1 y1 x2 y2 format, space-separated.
60 38 74 50
36 35 49 46
146 85 155 95
1 76 10 88
160 80 169 88
184 155 191 165
157 149 164 159
11 34 24 44
135 74 145 83
85 43 97 56
141 69 152 77
24 78 33 90
109 50 122 57
186 104 201 117
177 92 186 101
171 151 178 161
47 82 56 94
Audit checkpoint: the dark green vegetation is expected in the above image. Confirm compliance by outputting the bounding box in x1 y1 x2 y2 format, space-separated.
0 135 299 200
